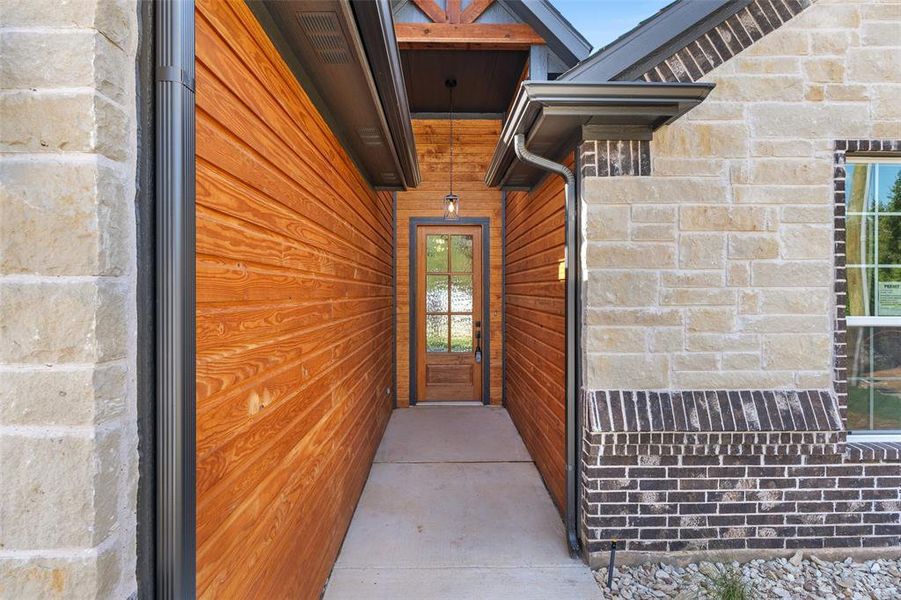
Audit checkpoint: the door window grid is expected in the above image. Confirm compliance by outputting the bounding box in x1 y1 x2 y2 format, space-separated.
425 234 474 353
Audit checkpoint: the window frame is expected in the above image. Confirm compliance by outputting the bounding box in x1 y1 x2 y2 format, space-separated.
844 154 901 437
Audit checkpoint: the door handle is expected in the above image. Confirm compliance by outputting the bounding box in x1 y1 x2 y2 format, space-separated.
474 328 482 364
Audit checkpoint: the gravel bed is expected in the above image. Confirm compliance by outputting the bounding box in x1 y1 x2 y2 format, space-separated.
594 553 901 599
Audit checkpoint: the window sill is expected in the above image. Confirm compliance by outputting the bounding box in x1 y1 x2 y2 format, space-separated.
847 433 901 442
844 438 901 463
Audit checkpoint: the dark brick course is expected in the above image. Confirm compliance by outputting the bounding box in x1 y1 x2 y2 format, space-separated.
580 140 651 178
641 0 813 83
580 391 901 555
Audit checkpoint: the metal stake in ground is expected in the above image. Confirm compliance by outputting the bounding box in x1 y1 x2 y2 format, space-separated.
607 540 617 589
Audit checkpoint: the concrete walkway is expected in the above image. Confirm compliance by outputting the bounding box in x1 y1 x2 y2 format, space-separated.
324 406 599 599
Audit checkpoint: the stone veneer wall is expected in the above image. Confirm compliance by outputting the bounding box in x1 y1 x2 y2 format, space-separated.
0 1 140 597
578 0 901 559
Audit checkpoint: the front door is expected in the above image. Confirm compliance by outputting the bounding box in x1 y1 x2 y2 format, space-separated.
416 226 483 402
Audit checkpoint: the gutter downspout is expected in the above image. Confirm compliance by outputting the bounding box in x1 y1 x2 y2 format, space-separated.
157 1 196 597
513 134 580 558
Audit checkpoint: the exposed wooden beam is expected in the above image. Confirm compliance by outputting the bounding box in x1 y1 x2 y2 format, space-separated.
461 0 493 24
411 0 447 23
446 0 461 23
395 23 544 49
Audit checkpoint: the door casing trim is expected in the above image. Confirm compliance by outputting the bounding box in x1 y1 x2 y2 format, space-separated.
408 217 491 406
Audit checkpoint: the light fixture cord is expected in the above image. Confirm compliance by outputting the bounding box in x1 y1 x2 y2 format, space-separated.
449 83 454 196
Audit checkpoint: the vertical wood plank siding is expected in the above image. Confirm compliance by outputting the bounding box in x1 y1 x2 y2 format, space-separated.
194 1 394 597
396 119 504 406
503 157 571 513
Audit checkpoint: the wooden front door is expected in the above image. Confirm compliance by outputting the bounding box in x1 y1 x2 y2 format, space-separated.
416 226 483 402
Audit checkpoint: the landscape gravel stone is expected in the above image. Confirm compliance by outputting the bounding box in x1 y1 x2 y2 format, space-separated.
594 554 901 599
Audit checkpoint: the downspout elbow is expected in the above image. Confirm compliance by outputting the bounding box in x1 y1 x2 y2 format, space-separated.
513 134 574 189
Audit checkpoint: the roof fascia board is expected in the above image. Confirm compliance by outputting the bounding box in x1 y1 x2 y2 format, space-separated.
485 80 713 187
560 0 749 82
498 0 592 66
351 0 421 187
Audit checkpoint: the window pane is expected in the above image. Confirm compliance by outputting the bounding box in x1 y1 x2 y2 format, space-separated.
847 379 870 431
846 214 875 265
846 163 875 213
872 380 901 430
847 266 875 317
876 163 901 212
427 235 448 272
877 215 901 265
847 327 901 379
450 275 473 313
426 275 449 313
450 315 473 352
451 235 473 273
426 315 448 352
847 326 871 380
871 327 901 378
877 268 901 316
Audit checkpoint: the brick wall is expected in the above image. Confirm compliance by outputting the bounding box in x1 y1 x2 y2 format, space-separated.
0 1 139 596
578 0 901 559
580 391 901 559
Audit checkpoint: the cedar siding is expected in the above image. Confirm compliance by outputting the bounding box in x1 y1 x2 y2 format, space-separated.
195 1 393 597
504 156 570 513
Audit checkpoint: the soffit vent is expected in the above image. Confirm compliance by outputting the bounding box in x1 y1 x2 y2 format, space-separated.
381 172 399 182
357 127 384 146
296 11 351 65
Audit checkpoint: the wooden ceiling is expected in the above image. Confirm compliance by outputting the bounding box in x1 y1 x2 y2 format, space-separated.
394 0 543 113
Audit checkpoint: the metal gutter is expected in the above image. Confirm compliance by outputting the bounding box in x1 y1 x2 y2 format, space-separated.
559 0 750 82
499 0 592 67
486 80 714 188
512 134 580 557
351 0 421 188
155 1 196 598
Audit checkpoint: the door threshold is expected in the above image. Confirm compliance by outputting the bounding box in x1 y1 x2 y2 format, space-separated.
415 401 485 407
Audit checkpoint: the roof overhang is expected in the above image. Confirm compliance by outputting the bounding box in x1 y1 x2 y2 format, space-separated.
485 80 714 188
559 0 749 82
351 0 420 187
498 0 592 66
254 0 419 189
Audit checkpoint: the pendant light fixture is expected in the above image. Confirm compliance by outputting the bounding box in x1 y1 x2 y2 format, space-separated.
443 78 459 220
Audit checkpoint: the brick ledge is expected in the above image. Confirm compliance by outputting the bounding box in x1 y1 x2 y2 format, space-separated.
584 389 842 434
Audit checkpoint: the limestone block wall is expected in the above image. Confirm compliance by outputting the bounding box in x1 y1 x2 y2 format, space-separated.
581 0 901 394
578 0 901 558
0 1 140 597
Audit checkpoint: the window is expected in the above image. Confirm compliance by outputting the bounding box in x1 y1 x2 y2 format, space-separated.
425 234 474 353
845 157 901 433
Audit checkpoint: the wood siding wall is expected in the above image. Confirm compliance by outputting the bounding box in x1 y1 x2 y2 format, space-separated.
396 119 503 406
194 1 394 597
504 157 570 513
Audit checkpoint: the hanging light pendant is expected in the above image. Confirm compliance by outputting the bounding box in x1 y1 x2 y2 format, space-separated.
444 79 459 221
